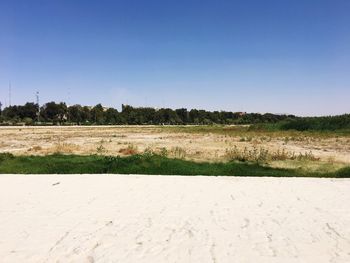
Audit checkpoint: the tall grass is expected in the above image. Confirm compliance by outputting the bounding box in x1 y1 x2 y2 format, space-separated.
225 146 319 163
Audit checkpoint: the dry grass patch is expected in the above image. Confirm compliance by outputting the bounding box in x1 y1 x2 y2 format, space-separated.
49 143 81 154
170 146 187 159
0 126 349 163
225 145 319 163
27 145 43 152
119 144 139 155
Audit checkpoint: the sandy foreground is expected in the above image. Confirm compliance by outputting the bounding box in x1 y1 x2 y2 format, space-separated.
0 175 350 263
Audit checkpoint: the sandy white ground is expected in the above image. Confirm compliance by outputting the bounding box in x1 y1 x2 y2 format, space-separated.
0 175 349 263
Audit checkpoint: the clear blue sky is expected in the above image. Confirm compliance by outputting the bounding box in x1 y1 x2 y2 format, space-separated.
1 0 349 116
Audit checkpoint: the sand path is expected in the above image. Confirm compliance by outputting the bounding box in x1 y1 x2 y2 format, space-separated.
0 175 349 262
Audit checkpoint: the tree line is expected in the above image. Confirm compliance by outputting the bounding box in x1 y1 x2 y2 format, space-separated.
279 114 350 131
0 101 296 125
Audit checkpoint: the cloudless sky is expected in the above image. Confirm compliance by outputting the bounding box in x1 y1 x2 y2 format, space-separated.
1 0 349 116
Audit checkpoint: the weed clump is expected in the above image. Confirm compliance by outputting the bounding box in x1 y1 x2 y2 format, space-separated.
119 144 138 155
225 146 268 163
170 146 187 159
159 147 169 157
96 144 107 155
225 145 319 163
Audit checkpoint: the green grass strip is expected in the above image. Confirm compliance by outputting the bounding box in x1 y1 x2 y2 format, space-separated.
0 153 349 177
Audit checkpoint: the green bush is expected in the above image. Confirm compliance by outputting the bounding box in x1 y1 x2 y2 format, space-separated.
335 167 350 178
0 152 14 163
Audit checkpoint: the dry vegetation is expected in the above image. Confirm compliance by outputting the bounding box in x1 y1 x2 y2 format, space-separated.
0 125 349 172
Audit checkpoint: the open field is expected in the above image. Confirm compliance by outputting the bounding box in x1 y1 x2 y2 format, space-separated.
0 125 349 174
1 175 350 263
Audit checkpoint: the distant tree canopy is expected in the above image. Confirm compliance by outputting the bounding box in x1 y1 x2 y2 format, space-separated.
279 115 350 131
2 103 38 123
41 102 67 123
0 101 349 131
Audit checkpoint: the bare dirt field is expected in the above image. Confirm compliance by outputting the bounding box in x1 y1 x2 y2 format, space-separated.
0 126 349 167
0 175 349 262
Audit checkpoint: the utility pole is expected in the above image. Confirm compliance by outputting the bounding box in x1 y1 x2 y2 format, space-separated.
67 88 70 123
9 81 12 106
36 91 40 123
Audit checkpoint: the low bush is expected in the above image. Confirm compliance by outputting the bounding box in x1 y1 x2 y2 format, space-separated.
0 152 14 162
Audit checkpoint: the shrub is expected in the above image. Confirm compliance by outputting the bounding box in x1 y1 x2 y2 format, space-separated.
96 144 107 155
336 167 350 178
159 147 168 157
0 152 14 162
23 117 34 125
